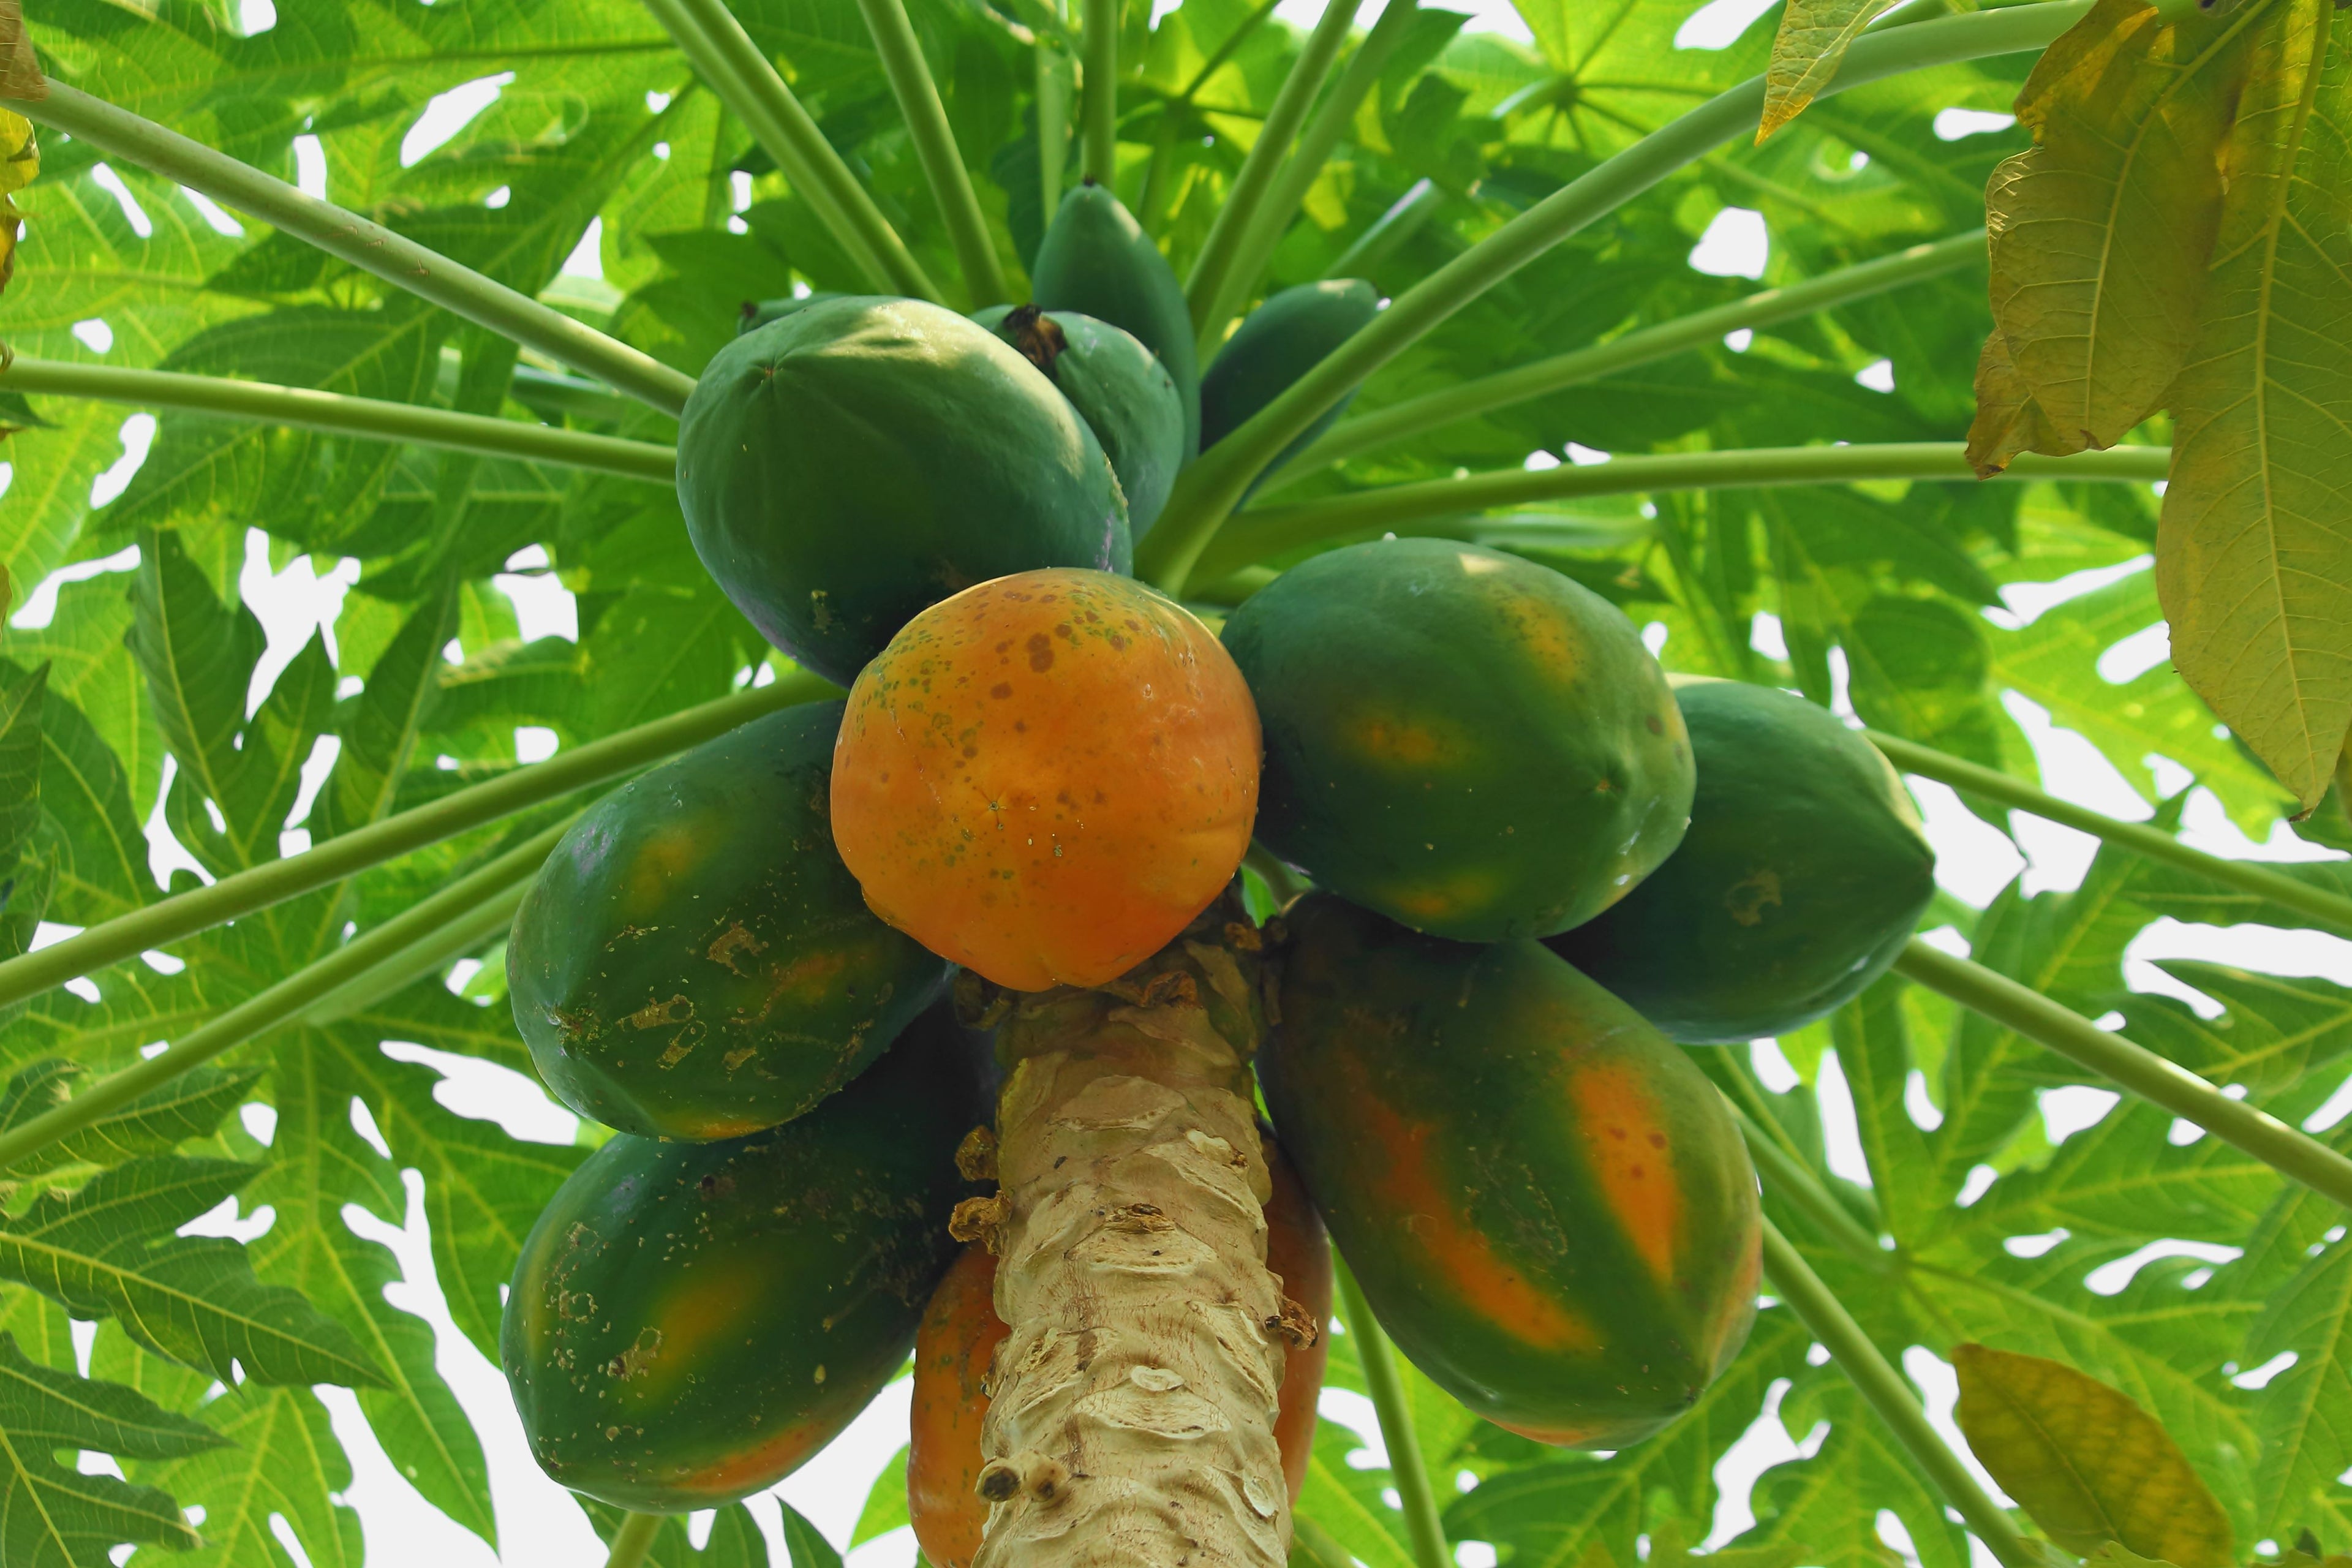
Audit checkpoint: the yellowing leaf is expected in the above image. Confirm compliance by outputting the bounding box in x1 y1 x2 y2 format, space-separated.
0 105 31 297
1966 0 2257 475
2155 0 2352 811
0 0 42 105
1757 0 1900 143
1951 1343 2234 1568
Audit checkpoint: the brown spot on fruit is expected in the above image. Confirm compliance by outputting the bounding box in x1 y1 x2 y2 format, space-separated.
1027 633 1055 672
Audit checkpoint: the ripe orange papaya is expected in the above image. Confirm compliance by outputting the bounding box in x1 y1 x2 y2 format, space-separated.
829 568 1260 990
907 1144 1330 1568
1260 894 1760 1449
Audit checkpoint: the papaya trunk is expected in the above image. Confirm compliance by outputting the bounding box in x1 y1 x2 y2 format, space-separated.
966 896 1297 1568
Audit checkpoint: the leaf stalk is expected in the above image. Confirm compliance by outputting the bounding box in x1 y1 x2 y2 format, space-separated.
13 84 699 417
1268 227 1989 488
1759 1218 2040 1567
1728 1102 1893 1269
0 358 677 483
0 822 566 1175
1136 0 2096 594
855 0 1011 304
1868 730 2352 935
1193 441 2164 582
1894 940 2352 1212
0 673 839 1013
604 1512 665 1568
1334 1254 1450 1568
1082 0 1120 184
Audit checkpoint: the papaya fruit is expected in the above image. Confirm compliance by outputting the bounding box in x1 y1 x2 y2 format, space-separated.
738 291 848 334
676 295 1131 686
1259 894 1761 1449
1548 679 1937 1042
1200 279 1379 486
507 702 954 1141
501 1004 987 1512
974 303 1185 537
907 1140 1330 1568
831 568 1261 991
1221 538 1691 941
1031 183 1201 457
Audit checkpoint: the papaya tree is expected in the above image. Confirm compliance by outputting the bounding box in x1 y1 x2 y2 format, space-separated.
0 0 2348 1564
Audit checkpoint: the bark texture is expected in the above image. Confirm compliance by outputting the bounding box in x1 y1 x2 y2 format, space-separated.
969 895 1294 1568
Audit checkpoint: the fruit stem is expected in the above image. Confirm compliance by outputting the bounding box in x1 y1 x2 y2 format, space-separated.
1197 0 1421 349
1868 730 2352 935
603 1512 664 1568
856 0 1012 306
1334 1256 1450 1568
1725 1102 1893 1270
0 671 840 1014
1759 1219 2040 1567
1189 442 2166 584
1264 228 1989 491
1081 0 1119 184
1183 0 1363 346
1894 940 2352 1212
12 83 699 418
0 820 568 1175
1134 0 2095 595
0 356 678 483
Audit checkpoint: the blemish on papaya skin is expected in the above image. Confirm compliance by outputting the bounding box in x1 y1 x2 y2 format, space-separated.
706 924 766 973
1722 869 1782 927
626 995 695 1031
1027 633 1055 672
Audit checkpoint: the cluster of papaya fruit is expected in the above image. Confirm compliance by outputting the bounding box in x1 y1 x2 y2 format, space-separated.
495 180 1942 1544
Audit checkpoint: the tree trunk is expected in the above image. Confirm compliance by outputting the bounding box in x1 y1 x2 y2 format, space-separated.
962 893 1300 1568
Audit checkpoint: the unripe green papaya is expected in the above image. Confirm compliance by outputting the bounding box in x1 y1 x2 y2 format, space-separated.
508 701 954 1141
1200 279 1378 484
502 1005 986 1513
1548 679 1937 1042
973 303 1185 536
1221 538 1692 941
676 296 1132 685
1031 183 1201 457
738 292 849 334
1260 894 1760 1449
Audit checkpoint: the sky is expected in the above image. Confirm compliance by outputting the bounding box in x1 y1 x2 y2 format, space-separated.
21 0 2352 1564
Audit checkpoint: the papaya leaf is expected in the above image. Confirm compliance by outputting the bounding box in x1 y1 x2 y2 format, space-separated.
1951 1341 2234 1567
584 1499 777 1567
2245 1240 2352 1547
1758 1 1901 144
1966 0 2256 475
314 576 458 839
121 1381 365 1568
0 1057 262 1173
2155 0 2352 812
0 1330 214 1568
0 1156 384 1389
782 1499 845 1568
853 1444 913 1546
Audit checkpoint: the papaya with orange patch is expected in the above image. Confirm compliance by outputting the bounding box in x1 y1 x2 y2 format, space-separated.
830 568 1261 991
907 1142 1330 1568
1220 538 1692 941
508 701 954 1141
501 1003 986 1513
1259 893 1760 1448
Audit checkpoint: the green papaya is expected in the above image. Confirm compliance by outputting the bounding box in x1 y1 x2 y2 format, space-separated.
738 291 849 334
973 303 1185 536
1221 538 1692 941
508 701 954 1141
1260 894 1760 1449
1200 279 1378 484
1548 679 1937 1042
502 1004 986 1513
1031 183 1201 457
676 295 1131 685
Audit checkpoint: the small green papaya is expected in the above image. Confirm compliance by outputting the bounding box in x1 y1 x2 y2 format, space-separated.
974 303 1185 536
508 701 954 1140
1221 538 1692 941
1200 279 1378 484
1260 894 1760 1449
676 295 1131 685
1031 183 1201 457
502 1005 986 1513
1548 679 1937 1042
737 292 849 334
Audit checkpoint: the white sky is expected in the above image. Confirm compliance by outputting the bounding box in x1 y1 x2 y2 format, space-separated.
21 1 2351 1564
